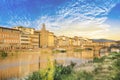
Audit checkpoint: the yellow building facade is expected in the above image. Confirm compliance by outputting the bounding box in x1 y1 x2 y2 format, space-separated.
56 36 70 47
40 24 55 48
0 24 117 50
0 27 20 50
13 26 39 49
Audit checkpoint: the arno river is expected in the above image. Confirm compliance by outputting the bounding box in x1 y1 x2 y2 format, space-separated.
0 49 106 80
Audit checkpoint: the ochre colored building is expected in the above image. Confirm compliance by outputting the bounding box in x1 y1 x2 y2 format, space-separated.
30 34 39 48
56 36 70 47
13 26 39 49
0 27 20 50
0 24 117 50
40 24 55 48
13 26 35 34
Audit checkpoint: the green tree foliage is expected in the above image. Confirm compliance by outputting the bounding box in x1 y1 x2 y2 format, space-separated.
0 50 8 58
26 62 76 80
114 59 120 70
76 71 93 80
113 57 120 80
54 62 75 80
113 72 120 80
93 56 105 63
26 72 42 80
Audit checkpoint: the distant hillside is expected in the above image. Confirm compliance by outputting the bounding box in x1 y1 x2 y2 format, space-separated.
92 39 115 42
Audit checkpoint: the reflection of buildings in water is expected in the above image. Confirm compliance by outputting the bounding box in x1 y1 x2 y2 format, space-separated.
54 50 94 66
0 48 110 79
0 54 40 80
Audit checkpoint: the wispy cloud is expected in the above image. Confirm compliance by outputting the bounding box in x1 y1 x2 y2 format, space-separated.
31 0 119 38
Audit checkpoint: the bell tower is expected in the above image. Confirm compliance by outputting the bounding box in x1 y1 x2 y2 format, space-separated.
40 23 48 48
41 23 46 31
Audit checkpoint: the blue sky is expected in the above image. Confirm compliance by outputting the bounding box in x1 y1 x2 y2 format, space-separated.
0 0 120 40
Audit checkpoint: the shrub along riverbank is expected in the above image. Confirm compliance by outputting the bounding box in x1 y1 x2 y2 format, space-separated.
92 52 120 80
25 52 120 80
26 61 94 80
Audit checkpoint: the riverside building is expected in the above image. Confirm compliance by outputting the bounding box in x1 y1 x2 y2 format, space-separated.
0 27 21 50
40 24 55 48
13 26 39 49
0 24 117 50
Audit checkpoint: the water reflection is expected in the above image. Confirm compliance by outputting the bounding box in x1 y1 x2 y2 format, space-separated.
0 50 94 80
0 54 40 80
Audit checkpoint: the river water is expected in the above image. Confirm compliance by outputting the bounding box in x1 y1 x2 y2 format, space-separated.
0 50 94 80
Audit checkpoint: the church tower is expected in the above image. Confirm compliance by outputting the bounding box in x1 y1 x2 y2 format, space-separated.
40 23 48 48
40 23 55 48
41 23 46 31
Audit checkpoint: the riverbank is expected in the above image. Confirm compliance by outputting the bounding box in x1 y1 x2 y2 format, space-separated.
0 47 94 59
25 52 120 80
74 52 120 80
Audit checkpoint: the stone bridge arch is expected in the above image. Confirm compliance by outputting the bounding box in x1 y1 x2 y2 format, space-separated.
83 45 110 57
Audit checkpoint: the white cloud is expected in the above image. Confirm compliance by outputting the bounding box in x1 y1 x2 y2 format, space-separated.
7 0 120 39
